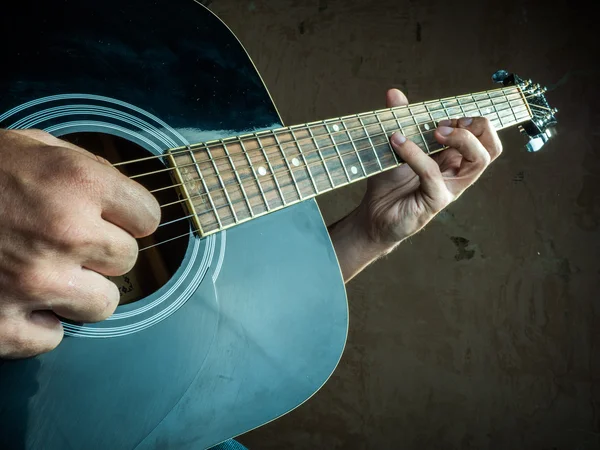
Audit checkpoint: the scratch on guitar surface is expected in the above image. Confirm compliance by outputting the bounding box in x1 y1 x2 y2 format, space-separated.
180 166 205 203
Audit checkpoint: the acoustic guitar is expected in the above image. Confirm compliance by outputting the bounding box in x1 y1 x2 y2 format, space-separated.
0 1 557 449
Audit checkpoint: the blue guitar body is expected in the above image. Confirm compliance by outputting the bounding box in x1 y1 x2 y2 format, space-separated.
0 1 348 448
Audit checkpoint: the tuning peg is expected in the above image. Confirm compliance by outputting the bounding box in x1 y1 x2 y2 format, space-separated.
552 107 559 114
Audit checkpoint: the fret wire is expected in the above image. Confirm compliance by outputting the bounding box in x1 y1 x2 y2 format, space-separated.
272 130 303 200
390 108 407 152
240 137 271 211
158 87 522 183
341 118 368 176
357 115 383 170
456 97 469 123
411 108 431 154
326 123 352 183
225 139 255 217
440 97 454 121
221 139 254 217
256 134 287 205
158 86 522 168
502 90 519 125
289 128 319 193
495 96 515 128
423 102 443 149
308 123 335 189
488 91 505 128
205 142 238 223
166 104 534 234
188 145 223 229
374 112 399 165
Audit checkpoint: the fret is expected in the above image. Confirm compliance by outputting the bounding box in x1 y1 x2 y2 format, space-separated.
313 121 351 186
390 107 407 149
485 91 505 128
440 98 454 120
441 97 463 118
239 138 271 212
256 135 287 206
502 90 518 125
408 105 432 154
357 115 383 170
288 126 329 192
424 101 447 123
221 140 253 220
170 86 533 237
188 146 223 230
423 103 446 153
276 129 318 198
289 128 322 193
322 122 352 183
203 143 238 224
307 124 335 189
373 111 400 167
340 117 369 179
345 116 382 175
272 130 303 201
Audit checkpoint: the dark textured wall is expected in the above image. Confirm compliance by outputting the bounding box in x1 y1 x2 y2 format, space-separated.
208 1 599 448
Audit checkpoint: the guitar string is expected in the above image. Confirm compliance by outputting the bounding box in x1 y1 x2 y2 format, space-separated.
139 143 452 252
114 85 525 170
149 101 530 226
129 93 529 193
140 102 546 251
142 106 532 250
156 104 531 219
146 97 529 213
126 90 531 183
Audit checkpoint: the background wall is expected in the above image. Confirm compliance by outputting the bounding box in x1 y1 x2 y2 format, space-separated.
206 1 599 448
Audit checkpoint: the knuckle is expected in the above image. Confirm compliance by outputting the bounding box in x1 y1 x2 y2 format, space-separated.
14 266 52 299
45 215 86 252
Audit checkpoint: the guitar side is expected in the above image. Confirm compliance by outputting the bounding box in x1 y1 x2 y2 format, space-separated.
0 1 348 449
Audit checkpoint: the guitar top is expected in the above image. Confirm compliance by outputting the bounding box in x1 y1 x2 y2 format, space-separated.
0 1 348 449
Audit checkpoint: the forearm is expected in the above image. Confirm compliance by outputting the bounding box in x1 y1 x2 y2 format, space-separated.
328 203 401 283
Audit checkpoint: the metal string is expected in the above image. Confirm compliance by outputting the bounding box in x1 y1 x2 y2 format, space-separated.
115 86 525 172
140 105 533 251
131 94 530 198
131 89 548 251
157 103 531 221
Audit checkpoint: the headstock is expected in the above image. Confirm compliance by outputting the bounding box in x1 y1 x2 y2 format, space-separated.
493 70 558 152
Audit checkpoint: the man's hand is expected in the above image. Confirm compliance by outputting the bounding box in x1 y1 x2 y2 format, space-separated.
329 89 503 281
0 129 161 359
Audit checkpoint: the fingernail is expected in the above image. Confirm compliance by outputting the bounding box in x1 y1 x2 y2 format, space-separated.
437 126 454 136
459 117 473 126
438 119 452 127
391 133 406 145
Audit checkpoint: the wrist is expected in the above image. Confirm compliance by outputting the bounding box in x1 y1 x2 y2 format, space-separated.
328 202 403 282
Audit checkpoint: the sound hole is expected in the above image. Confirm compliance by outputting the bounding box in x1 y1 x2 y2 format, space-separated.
62 133 189 305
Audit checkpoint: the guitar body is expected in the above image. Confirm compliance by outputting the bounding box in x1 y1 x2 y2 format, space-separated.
0 1 348 449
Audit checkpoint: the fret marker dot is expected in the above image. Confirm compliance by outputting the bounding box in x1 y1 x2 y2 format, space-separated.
258 166 267 176
351 166 358 175
292 157 300 167
424 123 430 131
332 124 340 132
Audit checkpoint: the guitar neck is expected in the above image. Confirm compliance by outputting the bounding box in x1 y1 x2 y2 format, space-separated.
168 85 533 236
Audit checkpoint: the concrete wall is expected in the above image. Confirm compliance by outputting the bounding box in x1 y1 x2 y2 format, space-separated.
208 1 599 448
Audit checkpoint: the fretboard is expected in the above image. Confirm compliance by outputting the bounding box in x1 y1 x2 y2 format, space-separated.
168 85 532 236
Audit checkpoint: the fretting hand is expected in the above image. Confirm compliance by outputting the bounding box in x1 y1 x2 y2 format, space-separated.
0 129 160 359
329 89 503 281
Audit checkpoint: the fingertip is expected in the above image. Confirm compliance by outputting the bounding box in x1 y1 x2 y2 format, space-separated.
390 132 407 146
435 126 455 139
386 88 409 107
